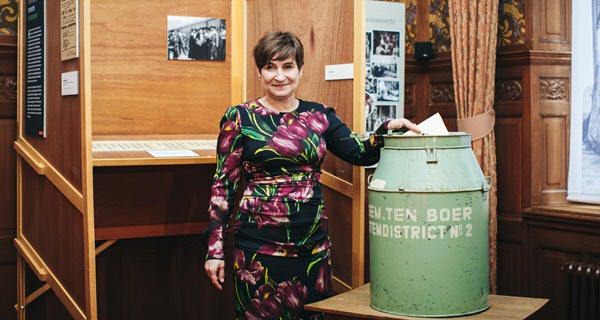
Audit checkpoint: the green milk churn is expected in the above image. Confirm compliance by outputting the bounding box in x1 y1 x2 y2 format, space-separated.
367 132 490 317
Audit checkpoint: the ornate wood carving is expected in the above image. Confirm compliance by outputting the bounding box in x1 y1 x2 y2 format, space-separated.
540 78 568 101
431 84 454 103
495 80 522 102
0 76 16 100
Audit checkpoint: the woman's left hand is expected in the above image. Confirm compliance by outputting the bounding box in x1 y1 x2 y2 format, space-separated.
387 118 421 134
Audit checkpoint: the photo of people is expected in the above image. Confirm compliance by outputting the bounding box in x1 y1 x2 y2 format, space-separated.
371 61 398 78
377 79 400 102
366 77 377 94
168 16 226 61
366 104 397 133
372 30 400 57
366 32 372 63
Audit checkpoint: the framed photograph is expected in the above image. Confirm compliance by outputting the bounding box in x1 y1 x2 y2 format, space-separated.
366 31 373 63
366 104 397 132
371 61 398 78
568 0 600 204
372 30 400 57
167 16 226 61
366 77 377 94
376 79 400 102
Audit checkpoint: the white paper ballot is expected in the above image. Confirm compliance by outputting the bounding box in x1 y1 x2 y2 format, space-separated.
403 112 449 136
147 150 199 158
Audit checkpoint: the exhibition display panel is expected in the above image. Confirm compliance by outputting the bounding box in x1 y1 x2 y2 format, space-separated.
14 0 369 319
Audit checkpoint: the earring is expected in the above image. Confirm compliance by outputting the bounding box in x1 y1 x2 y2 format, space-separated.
299 75 302 78
258 76 262 80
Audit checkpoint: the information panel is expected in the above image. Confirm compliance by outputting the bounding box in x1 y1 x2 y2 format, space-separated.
25 0 46 137
365 1 405 134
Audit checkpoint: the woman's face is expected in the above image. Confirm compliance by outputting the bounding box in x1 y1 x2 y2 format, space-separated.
258 55 302 101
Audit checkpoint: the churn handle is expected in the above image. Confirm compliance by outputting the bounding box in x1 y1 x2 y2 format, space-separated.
368 174 374 185
483 176 493 191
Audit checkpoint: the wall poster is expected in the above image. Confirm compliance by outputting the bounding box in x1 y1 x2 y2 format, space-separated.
167 16 226 61
25 0 47 137
365 1 405 134
569 0 600 204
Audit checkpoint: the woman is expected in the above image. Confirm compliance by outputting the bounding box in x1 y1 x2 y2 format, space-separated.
205 31 419 319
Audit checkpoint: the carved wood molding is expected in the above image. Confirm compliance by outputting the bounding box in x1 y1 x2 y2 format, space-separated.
495 80 522 102
0 76 16 100
430 84 454 103
540 78 568 101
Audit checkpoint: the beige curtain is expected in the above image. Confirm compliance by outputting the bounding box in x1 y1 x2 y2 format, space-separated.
448 0 498 293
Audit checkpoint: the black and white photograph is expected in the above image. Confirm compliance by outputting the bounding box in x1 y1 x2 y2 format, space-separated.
366 104 397 133
366 32 372 63
366 77 377 94
372 30 400 57
371 61 398 78
168 16 226 61
365 93 375 120
569 0 600 204
376 79 400 102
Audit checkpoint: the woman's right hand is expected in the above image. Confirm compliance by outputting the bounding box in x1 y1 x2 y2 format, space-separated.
204 259 225 290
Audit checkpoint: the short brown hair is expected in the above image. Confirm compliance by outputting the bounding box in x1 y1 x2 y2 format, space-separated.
253 31 304 70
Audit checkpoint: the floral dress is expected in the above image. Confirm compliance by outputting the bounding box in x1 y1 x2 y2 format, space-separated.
206 99 390 319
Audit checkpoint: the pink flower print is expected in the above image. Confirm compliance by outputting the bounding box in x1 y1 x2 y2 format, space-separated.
262 198 288 215
276 280 308 317
280 114 310 139
233 249 266 285
218 120 239 153
206 225 224 258
299 111 328 134
238 260 265 285
257 243 299 257
245 284 284 320
252 102 279 116
208 195 228 221
240 196 262 212
315 258 332 294
233 248 245 270
221 147 242 181
268 131 304 158
316 138 327 160
276 184 314 201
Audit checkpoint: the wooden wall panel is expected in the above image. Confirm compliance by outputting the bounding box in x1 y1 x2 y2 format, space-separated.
0 119 16 320
22 0 82 191
524 217 600 320
90 0 232 136
0 33 18 320
496 240 522 297
530 65 570 205
0 119 16 230
245 0 355 183
23 262 73 320
93 165 214 230
95 235 235 320
495 118 522 220
21 164 86 310
529 0 571 51
0 262 16 319
323 185 353 291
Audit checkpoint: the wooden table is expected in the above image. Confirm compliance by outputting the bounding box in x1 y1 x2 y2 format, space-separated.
305 284 548 319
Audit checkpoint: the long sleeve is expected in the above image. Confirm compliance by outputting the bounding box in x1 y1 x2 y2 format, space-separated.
206 107 243 260
323 106 390 166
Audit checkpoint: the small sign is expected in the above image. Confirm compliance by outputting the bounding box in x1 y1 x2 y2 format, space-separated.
25 0 47 137
147 150 200 158
325 63 354 81
60 0 79 61
61 71 78 96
